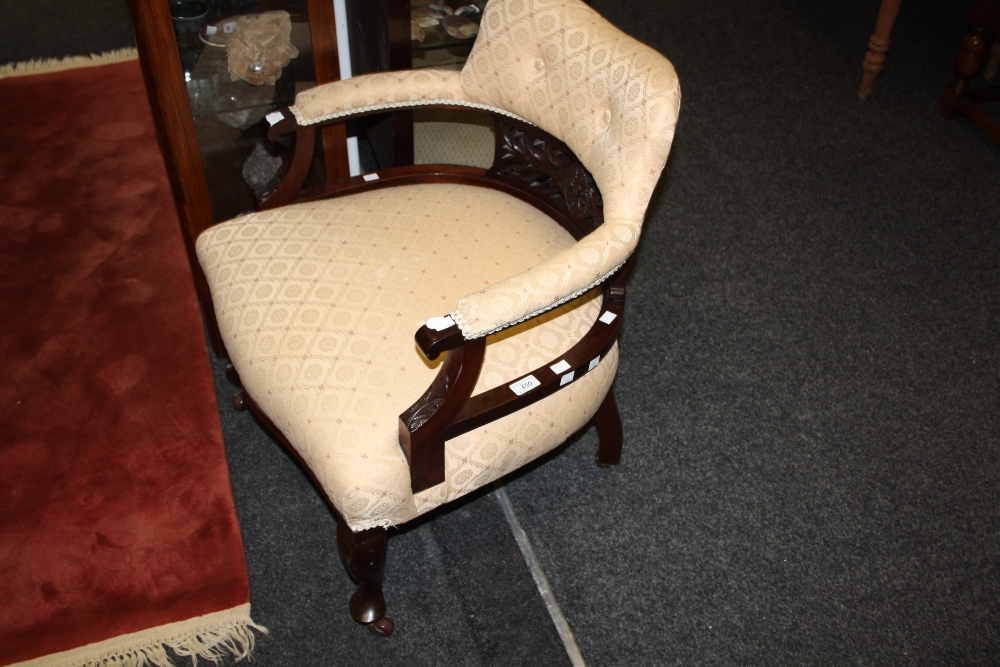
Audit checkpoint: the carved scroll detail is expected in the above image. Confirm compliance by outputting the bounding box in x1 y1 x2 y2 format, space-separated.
488 119 604 236
402 371 451 431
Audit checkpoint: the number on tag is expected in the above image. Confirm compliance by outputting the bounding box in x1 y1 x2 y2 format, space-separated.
509 375 541 396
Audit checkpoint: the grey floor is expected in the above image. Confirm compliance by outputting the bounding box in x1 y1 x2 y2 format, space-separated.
11 0 1000 664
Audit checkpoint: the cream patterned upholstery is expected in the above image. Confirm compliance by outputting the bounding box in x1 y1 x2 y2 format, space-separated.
197 184 617 531
290 68 518 126
289 0 680 339
198 0 680 533
454 0 680 338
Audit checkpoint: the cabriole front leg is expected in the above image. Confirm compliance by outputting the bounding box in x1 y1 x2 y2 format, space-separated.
336 514 393 636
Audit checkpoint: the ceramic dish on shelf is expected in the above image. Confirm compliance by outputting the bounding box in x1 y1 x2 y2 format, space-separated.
441 15 479 39
199 15 248 47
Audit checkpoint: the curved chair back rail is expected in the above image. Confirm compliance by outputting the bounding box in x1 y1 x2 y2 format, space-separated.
273 0 680 341
263 112 602 240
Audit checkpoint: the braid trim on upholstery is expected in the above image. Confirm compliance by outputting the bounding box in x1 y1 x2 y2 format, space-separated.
289 68 531 127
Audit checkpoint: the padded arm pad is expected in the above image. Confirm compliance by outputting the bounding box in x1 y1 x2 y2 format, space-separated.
450 216 641 339
290 68 519 126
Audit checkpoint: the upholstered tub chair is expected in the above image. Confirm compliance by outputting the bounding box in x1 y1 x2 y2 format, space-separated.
195 0 680 636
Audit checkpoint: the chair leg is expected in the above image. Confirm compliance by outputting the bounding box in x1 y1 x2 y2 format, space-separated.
336 515 394 636
940 23 993 117
594 389 623 468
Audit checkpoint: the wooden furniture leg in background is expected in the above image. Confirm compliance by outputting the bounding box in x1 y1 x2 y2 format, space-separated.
940 26 993 114
939 0 1000 145
859 0 905 100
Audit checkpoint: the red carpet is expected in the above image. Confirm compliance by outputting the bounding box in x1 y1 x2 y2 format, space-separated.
0 60 258 665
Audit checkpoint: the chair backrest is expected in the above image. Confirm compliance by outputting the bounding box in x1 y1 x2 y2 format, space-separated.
461 0 681 229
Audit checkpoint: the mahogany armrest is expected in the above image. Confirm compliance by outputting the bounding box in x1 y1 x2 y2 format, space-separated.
398 337 485 494
399 267 629 495
447 268 627 439
415 322 467 361
264 107 299 141
410 258 626 361
257 102 503 210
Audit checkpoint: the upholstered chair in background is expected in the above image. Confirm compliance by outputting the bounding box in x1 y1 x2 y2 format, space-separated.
195 0 680 635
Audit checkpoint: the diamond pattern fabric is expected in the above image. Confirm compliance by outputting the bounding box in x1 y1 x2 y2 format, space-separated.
197 0 680 532
452 0 681 338
287 0 680 341
196 184 617 531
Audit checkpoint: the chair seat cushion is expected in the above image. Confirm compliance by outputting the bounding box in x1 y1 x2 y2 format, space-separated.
196 183 617 531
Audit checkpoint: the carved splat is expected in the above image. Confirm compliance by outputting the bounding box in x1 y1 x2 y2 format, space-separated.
488 117 604 238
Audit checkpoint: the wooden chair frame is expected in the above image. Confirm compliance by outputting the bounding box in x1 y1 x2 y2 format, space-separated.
126 0 653 638
224 102 630 635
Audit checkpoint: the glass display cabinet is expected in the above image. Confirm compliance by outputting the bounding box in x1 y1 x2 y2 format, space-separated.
409 0 488 69
344 0 488 170
127 0 348 354
127 0 497 351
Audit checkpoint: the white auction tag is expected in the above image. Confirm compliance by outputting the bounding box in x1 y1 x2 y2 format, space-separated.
550 359 571 374
425 315 455 331
265 111 284 126
223 21 236 33
206 25 218 35
588 356 600 371
599 311 617 324
509 375 541 396
363 173 380 182
560 371 575 386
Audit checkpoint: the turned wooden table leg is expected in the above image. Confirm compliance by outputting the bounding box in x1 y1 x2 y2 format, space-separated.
859 0 905 100
940 24 993 117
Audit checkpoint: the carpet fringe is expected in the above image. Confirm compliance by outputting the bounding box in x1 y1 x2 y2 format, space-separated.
13 606 268 667
0 48 139 79
170 617 268 666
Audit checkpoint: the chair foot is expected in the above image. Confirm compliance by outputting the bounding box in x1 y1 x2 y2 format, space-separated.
233 390 247 411
224 363 240 385
594 389 623 467
367 616 395 637
349 582 387 625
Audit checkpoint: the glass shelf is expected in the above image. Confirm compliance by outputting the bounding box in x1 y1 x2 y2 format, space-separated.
409 0 485 54
412 23 477 52
172 4 318 222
